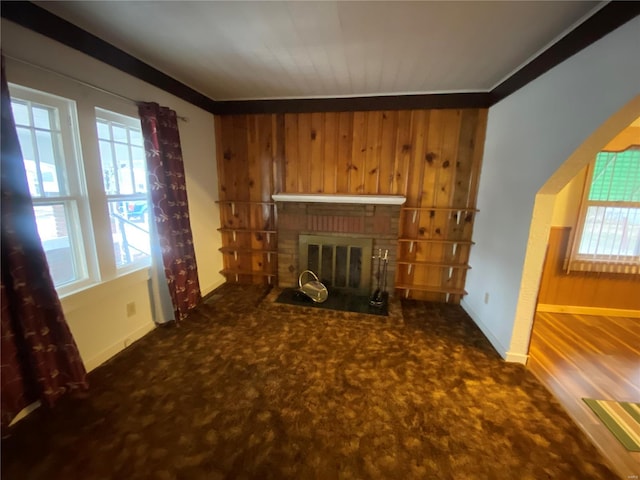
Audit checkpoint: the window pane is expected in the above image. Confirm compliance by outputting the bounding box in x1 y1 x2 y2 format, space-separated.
96 120 111 140
590 150 640 202
32 106 52 130
108 200 151 268
129 129 143 146
112 125 128 143
35 130 62 195
11 101 30 126
34 204 78 286
132 146 145 167
133 165 147 193
17 127 35 160
17 128 40 197
99 140 117 194
115 143 133 194
132 147 147 193
579 206 640 257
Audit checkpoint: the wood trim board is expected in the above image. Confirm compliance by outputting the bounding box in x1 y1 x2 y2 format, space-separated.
536 304 640 319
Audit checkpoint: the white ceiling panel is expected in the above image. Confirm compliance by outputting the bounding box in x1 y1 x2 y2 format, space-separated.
35 1 602 101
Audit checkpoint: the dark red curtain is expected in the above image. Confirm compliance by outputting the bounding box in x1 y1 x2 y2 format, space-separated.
1 60 88 429
138 102 201 321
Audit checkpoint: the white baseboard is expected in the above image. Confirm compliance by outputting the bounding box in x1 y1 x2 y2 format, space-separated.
83 322 156 372
460 300 511 361
504 351 529 364
536 304 640 318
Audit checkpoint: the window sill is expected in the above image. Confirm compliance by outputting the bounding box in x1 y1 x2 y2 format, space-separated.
565 258 639 275
59 267 151 313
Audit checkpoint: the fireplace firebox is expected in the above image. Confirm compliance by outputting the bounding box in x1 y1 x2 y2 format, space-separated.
274 194 404 297
299 234 372 295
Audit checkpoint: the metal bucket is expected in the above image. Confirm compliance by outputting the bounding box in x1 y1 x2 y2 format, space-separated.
298 270 328 303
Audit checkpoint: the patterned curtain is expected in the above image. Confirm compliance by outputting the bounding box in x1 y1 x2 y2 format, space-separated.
1 59 88 429
138 102 201 321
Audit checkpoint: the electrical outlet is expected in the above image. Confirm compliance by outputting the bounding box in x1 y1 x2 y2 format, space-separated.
126 302 136 317
484 292 490 305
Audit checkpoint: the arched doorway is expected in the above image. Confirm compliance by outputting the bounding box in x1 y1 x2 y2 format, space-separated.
521 97 640 478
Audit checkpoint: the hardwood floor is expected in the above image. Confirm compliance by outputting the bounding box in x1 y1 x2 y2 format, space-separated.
527 311 640 479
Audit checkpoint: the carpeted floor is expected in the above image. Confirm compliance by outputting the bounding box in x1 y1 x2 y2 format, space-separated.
2 284 615 479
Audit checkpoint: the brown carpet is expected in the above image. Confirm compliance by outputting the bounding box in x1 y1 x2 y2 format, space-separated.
2 284 615 479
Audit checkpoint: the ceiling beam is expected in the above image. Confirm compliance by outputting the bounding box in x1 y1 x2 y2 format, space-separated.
214 93 492 115
1 1 218 114
490 1 640 104
2 1 638 115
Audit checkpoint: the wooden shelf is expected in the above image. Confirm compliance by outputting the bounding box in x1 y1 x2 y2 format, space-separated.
395 284 467 296
398 238 474 245
397 261 471 269
219 247 277 254
216 200 275 206
220 269 276 277
273 193 405 205
218 228 277 234
401 207 479 212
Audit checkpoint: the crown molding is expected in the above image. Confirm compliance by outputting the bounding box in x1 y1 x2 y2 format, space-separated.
490 1 640 104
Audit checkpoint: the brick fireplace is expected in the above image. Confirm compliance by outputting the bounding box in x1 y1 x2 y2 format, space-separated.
273 194 405 297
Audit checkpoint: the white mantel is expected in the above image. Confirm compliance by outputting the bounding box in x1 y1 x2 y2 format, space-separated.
272 193 406 205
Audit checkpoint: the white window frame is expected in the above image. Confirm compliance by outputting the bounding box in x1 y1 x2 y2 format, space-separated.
95 108 151 274
9 84 98 295
568 148 640 274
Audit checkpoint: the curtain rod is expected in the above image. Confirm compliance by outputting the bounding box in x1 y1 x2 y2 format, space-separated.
4 54 189 122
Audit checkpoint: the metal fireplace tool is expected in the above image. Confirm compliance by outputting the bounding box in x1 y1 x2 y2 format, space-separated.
298 269 329 303
369 249 388 308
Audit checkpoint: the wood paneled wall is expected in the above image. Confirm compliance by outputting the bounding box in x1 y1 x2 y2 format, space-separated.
215 109 488 302
280 110 485 201
537 227 640 310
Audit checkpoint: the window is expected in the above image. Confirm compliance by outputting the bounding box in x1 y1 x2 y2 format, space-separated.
95 109 150 269
10 87 89 290
10 84 151 295
570 147 640 273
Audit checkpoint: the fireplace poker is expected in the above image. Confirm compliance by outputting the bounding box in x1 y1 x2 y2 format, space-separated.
381 249 389 297
370 249 383 306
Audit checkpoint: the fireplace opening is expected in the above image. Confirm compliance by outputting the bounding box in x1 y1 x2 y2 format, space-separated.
299 234 372 296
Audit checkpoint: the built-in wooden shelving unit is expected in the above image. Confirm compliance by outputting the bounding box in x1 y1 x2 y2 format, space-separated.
398 238 475 245
216 200 278 285
395 283 468 296
395 204 477 303
219 269 277 284
219 247 277 254
396 261 471 269
401 207 479 212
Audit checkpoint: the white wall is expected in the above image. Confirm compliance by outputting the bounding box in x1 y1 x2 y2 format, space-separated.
462 17 640 362
550 167 586 227
1 20 224 371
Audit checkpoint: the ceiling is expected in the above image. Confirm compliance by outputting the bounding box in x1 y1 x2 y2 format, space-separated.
34 1 604 102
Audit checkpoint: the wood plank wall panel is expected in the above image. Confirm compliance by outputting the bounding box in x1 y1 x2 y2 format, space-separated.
215 109 487 301
537 227 640 310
